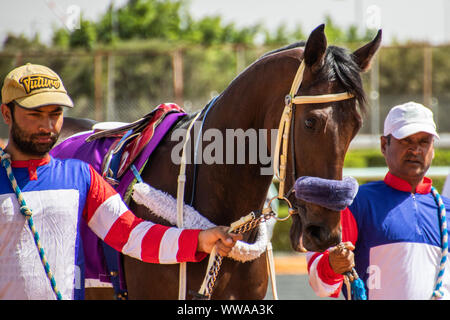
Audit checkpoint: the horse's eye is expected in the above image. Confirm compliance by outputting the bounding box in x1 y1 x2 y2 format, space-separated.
304 118 316 129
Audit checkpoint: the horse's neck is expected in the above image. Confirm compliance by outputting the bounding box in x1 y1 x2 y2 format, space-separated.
193 59 295 222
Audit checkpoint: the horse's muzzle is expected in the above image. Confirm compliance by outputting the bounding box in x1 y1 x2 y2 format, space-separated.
291 176 358 252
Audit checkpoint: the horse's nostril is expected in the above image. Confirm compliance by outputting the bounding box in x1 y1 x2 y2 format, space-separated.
304 224 341 251
306 224 323 241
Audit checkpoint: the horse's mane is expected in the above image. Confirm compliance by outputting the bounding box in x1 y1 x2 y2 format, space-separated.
260 42 367 113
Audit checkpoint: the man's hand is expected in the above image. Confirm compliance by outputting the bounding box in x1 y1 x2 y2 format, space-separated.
329 242 355 275
197 226 243 256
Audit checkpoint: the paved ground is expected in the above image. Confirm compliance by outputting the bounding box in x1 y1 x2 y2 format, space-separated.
264 253 344 300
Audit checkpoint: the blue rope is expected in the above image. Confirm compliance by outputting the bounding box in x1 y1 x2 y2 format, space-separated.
349 273 367 300
431 186 448 300
344 268 367 300
0 148 62 300
130 164 143 183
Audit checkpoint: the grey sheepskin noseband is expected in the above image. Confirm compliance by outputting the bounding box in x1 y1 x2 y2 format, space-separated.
294 176 359 211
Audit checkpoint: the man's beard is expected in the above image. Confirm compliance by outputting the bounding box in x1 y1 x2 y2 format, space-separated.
10 121 59 157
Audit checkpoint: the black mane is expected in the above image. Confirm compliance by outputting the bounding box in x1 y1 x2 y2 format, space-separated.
260 42 367 113
326 45 366 113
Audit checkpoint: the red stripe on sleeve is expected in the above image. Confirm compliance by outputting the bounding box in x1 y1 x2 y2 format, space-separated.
140 224 171 263
176 229 206 262
330 282 344 298
307 252 322 272
83 165 118 223
316 251 344 285
103 210 144 252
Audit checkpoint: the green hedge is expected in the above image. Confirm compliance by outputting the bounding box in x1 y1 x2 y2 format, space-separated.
344 149 450 168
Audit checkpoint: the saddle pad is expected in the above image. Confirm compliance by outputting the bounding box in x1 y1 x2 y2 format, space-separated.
117 104 183 178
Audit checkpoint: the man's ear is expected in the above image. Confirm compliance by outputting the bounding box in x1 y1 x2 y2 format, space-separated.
1 103 12 125
380 135 387 156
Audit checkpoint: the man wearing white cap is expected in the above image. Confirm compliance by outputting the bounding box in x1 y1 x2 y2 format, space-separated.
307 101 450 300
0 64 241 300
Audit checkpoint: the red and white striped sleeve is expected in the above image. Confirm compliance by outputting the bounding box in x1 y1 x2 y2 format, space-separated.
306 208 358 298
82 165 207 264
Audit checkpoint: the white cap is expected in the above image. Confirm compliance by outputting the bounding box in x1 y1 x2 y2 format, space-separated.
383 101 439 140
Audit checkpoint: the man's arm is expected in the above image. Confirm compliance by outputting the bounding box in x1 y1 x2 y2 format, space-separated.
307 208 358 298
83 165 240 263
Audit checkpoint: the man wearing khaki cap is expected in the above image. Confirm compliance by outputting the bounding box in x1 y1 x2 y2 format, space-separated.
306 101 450 300
0 64 241 300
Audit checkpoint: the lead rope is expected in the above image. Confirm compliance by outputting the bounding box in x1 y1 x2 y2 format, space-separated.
335 243 367 300
0 148 62 300
343 268 367 300
431 186 448 300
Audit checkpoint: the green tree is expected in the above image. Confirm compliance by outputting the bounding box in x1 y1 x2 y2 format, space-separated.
2 33 46 51
263 23 306 46
52 28 70 48
114 0 184 41
68 17 97 49
264 24 290 45
323 15 346 43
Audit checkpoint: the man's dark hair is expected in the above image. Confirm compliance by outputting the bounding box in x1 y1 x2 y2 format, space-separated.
385 134 392 146
6 101 15 120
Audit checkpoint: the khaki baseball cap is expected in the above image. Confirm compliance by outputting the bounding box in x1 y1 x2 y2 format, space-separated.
1 63 74 109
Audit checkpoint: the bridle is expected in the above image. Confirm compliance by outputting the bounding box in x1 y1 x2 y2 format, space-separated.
271 59 355 218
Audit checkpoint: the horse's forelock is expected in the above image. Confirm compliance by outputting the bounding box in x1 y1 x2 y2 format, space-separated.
260 43 367 114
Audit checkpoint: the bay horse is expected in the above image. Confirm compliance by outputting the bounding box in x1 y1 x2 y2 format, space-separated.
59 25 382 299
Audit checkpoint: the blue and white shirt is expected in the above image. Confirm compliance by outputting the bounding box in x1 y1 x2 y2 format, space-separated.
307 172 450 299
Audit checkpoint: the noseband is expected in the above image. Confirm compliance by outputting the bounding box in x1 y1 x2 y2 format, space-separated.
271 59 355 216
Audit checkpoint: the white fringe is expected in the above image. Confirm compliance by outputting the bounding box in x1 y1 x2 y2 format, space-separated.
132 182 270 262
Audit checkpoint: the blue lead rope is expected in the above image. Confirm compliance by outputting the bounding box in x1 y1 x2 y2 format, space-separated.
0 148 62 300
344 268 367 300
349 273 367 300
431 186 448 300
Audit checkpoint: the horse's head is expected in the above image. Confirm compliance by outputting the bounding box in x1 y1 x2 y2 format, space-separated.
265 25 382 252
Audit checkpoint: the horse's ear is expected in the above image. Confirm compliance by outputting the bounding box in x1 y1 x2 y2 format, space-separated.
303 24 327 73
352 29 382 72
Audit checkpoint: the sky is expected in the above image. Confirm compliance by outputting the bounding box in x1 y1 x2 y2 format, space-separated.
0 0 450 46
